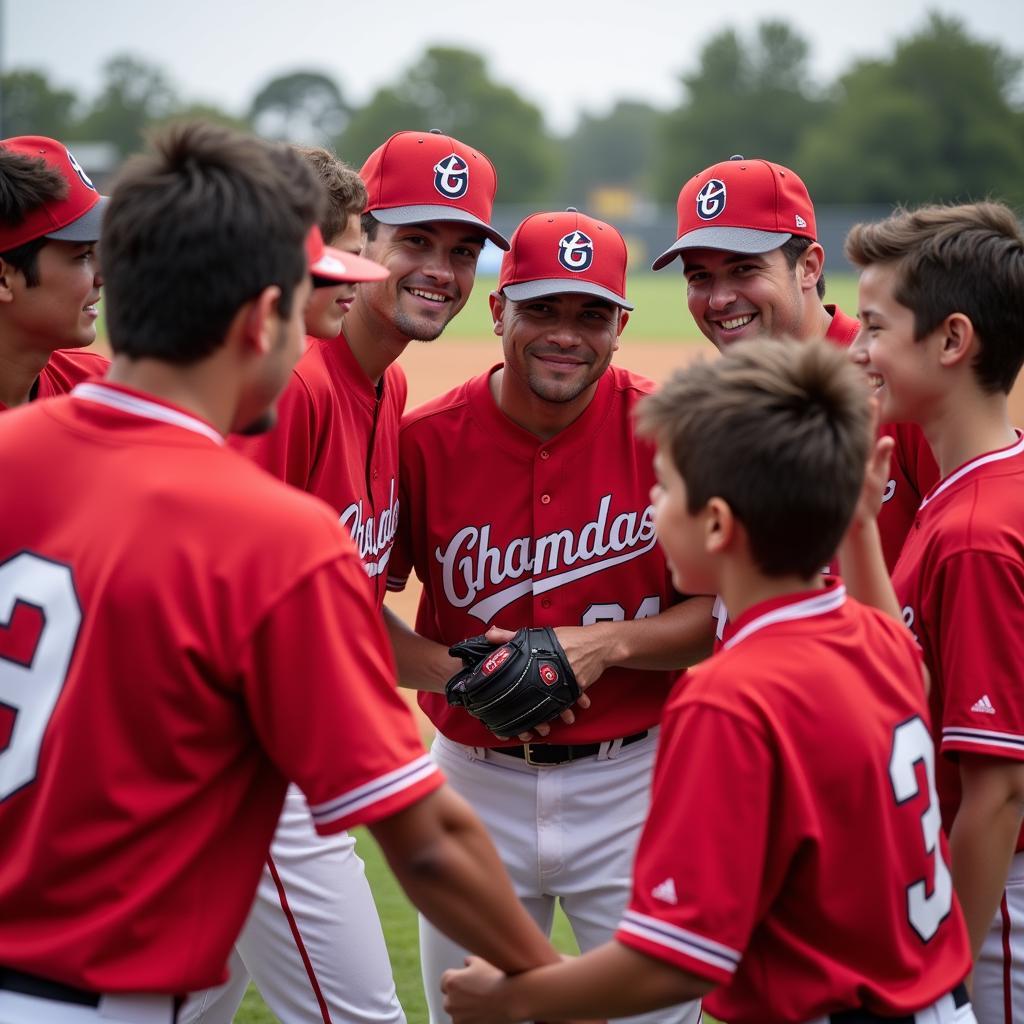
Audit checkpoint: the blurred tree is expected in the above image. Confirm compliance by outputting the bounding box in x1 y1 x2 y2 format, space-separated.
654 21 828 200
797 14 1024 206
75 55 178 155
249 71 348 144
0 70 77 139
340 46 560 202
152 103 251 134
562 100 661 201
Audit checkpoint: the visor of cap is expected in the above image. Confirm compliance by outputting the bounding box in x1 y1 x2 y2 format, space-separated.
306 226 389 283
651 225 793 270
45 195 109 243
502 277 633 310
371 204 510 250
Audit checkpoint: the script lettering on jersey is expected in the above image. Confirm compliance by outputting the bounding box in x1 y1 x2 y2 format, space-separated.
435 493 657 621
340 478 400 578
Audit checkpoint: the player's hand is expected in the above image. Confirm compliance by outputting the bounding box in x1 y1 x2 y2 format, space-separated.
484 626 592 740
849 397 895 533
442 956 511 1024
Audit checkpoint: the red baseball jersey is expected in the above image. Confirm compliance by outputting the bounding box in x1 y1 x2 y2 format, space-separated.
617 581 971 1023
0 346 109 410
826 305 938 571
231 332 406 607
892 432 1024 849
0 382 441 994
389 365 678 747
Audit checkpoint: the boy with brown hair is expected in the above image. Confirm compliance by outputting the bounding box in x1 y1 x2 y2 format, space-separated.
845 201 1024 1024
0 135 108 410
442 338 974 1024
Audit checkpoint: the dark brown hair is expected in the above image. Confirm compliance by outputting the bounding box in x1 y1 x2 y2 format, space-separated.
637 338 871 578
0 147 69 287
101 121 323 364
293 146 367 243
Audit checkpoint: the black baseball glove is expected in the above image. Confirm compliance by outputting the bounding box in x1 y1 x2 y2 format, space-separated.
445 627 581 737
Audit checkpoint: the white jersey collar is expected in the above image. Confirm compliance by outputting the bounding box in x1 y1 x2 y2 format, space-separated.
723 584 847 651
71 382 224 446
920 430 1024 510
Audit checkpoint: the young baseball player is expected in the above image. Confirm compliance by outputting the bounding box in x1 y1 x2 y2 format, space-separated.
0 135 108 410
189 132 512 1024
653 155 937 574
843 202 1024 1024
387 208 714 1024
0 121 563 1024
441 338 975 1024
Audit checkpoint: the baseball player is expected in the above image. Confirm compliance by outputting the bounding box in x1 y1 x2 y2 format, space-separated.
189 132 510 1024
387 208 713 1024
0 135 108 409
653 155 938 575
0 121 562 1024
844 202 1024 1023
441 338 975 1024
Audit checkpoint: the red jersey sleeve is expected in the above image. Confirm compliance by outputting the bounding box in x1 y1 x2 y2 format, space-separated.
386 424 417 594
239 555 443 832
937 550 1024 761
617 701 772 984
231 373 320 490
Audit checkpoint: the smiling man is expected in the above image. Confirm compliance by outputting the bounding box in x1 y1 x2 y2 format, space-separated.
386 208 712 1024
197 131 510 1024
0 135 109 411
654 155 938 578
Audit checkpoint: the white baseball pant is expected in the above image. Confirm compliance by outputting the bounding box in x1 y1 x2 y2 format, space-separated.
0 990 176 1024
179 784 404 1024
420 729 701 1024
972 850 1024 1024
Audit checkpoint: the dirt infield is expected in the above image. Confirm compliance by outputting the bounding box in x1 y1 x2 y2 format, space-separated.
386 336 1024 731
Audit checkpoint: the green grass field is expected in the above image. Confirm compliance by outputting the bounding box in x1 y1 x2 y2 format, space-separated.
234 828 580 1024
434 271 861 342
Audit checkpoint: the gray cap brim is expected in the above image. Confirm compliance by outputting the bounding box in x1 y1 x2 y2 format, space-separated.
371 204 510 250
651 226 793 271
45 196 108 243
502 277 634 311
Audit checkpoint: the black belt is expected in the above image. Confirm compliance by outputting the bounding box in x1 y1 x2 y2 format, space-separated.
0 966 100 1007
829 983 969 1023
494 730 649 766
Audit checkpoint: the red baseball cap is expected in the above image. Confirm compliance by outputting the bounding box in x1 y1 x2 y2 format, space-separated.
652 155 816 270
359 129 509 250
305 226 388 283
498 208 633 310
0 136 107 251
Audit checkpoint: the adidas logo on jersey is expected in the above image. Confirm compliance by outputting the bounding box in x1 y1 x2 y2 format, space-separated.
971 694 996 715
652 877 678 905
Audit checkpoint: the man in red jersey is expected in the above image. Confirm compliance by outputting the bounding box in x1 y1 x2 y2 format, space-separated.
845 202 1024 1024
0 121 560 1024
652 155 937 579
210 133 509 1024
442 339 974 1024
387 208 712 1024
0 136 108 409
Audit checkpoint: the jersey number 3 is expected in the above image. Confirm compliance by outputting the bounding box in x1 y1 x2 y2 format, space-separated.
0 553 81 802
888 716 954 942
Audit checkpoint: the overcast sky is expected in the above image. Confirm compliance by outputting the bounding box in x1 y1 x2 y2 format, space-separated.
7 0 1023 134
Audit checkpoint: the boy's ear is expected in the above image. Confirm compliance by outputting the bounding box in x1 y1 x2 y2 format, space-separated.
0 258 19 303
704 496 735 555
937 312 976 370
241 285 284 355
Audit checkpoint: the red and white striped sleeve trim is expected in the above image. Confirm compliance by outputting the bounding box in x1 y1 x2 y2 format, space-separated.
308 754 440 829
617 910 741 979
385 572 408 593
943 726 1024 760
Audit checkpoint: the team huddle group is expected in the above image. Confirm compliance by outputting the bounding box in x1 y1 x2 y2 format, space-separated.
0 119 1021 1024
